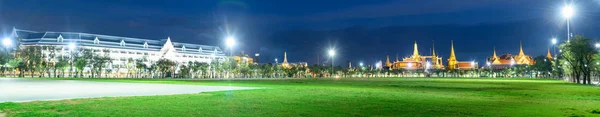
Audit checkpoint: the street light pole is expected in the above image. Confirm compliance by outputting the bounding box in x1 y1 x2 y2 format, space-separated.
225 36 235 78
562 5 574 42
328 49 335 78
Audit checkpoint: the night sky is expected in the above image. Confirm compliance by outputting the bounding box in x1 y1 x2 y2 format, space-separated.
2 0 600 66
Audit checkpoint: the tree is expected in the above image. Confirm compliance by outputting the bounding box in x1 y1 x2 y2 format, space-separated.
156 58 176 78
55 57 69 78
559 35 596 84
531 56 552 78
73 57 87 78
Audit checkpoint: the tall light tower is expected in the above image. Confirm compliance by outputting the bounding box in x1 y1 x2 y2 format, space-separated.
225 36 235 78
69 42 76 77
551 38 557 58
562 5 574 42
328 49 335 77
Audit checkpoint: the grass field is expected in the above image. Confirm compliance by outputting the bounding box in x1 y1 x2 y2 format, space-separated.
1 78 600 117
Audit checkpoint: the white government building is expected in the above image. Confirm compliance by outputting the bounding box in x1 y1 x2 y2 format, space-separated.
11 28 226 73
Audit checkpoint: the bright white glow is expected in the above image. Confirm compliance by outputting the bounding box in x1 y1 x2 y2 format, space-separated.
596 62 599 65
562 5 574 19
551 38 557 45
510 60 515 66
225 36 235 48
486 62 491 66
328 49 335 57
471 61 476 67
559 50 562 53
595 43 600 48
69 43 76 51
407 63 413 68
2 38 11 46
375 63 381 68
275 58 278 63
359 62 363 66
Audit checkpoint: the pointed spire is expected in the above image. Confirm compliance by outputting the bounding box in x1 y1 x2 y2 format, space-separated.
493 47 498 59
546 48 553 60
283 52 288 64
413 41 419 56
432 40 436 57
385 55 391 67
518 40 525 56
395 53 399 62
449 40 456 60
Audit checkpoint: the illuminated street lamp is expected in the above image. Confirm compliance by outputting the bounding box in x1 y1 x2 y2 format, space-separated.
3 38 11 47
562 5 574 42
225 36 235 78
596 43 600 48
225 36 235 56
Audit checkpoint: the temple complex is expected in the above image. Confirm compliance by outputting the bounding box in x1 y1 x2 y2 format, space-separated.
385 41 444 70
281 52 307 68
447 40 478 70
486 42 535 68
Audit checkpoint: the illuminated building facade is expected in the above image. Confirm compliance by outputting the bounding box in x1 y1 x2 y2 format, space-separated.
280 52 307 68
385 41 444 70
486 42 535 68
447 41 478 70
12 28 226 73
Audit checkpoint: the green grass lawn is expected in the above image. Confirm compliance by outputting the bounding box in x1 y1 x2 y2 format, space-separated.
1 78 600 117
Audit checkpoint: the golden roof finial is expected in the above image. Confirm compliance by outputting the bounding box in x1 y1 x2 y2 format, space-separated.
432 40 436 57
283 52 288 64
449 40 456 60
413 41 419 57
493 47 498 59
395 53 399 62
546 48 553 60
385 55 391 67
519 40 525 56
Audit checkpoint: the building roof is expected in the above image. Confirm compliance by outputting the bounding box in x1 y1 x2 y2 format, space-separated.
12 28 225 56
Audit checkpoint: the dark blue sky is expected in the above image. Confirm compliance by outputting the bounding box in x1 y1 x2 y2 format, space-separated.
2 0 600 66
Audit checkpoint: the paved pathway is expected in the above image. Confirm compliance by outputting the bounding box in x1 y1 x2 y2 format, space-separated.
0 78 256 103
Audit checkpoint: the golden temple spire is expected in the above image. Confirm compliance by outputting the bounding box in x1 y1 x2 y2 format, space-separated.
283 52 288 64
395 53 399 62
385 55 391 67
518 41 525 56
447 40 457 70
449 40 456 60
432 40 436 57
493 47 498 59
491 47 501 64
546 48 553 60
413 41 419 56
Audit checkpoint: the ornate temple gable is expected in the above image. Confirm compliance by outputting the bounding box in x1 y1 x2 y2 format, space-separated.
159 37 177 59
57 34 64 42
11 27 18 38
